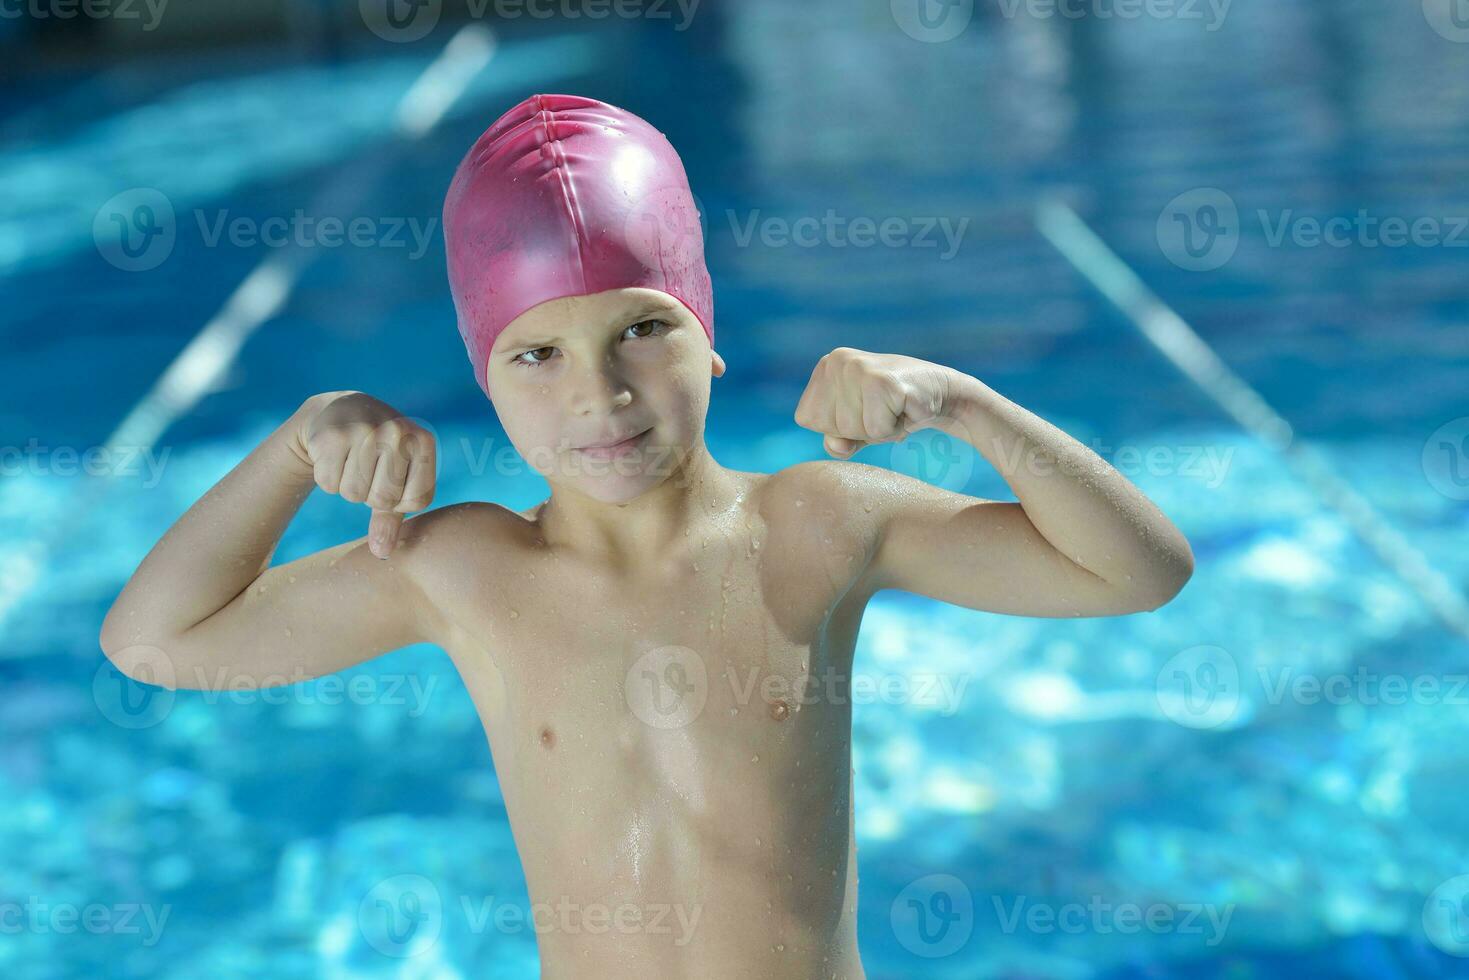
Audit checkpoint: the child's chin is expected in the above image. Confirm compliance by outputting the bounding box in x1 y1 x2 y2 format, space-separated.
576 472 665 504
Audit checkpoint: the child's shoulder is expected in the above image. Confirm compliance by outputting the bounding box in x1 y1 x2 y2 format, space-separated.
755 459 889 567
760 457 898 510
391 500 543 576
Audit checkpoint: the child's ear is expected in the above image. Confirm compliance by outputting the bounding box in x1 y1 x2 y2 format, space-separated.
711 350 726 378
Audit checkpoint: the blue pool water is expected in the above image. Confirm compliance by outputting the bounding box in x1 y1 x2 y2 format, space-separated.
3 1 1469 977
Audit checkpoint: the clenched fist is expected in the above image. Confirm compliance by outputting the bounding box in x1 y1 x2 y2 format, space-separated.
793 348 956 459
291 391 437 558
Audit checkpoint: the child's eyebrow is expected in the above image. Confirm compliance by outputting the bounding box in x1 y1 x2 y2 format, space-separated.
622 299 681 319
516 302 681 347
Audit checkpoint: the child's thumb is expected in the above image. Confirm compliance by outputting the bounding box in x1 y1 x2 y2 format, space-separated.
824 434 864 458
368 509 404 559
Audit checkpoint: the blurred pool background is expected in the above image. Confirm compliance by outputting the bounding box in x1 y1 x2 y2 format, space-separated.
3 0 1469 976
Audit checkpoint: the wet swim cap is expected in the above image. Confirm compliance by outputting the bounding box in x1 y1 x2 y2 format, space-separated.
443 93 714 398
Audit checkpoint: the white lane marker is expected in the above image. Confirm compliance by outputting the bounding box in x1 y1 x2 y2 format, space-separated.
1037 197 1469 643
0 25 497 642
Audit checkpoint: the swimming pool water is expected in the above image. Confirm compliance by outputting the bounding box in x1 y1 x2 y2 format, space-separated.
3 1 1468 977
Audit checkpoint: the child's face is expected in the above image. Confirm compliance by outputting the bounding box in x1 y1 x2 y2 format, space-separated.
486 287 724 504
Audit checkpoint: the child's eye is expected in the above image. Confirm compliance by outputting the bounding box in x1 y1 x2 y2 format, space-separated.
624 318 670 339
512 320 668 369
512 347 556 368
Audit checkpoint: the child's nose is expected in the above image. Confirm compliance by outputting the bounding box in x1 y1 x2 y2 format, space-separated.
569 359 633 416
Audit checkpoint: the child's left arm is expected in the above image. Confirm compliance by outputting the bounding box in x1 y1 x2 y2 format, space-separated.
793 348 1195 617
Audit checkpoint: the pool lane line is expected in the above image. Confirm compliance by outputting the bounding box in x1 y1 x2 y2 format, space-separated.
1036 197 1469 644
0 25 498 645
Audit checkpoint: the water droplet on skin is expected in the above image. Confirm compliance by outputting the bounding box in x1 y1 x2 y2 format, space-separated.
751 754 759 763
754 836 762 846
509 609 519 619
288 576 297 584
284 627 292 638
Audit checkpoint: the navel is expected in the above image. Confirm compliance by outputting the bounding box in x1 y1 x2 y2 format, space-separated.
769 699 790 722
539 725 556 748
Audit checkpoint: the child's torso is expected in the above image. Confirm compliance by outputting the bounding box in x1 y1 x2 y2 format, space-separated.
435 470 873 979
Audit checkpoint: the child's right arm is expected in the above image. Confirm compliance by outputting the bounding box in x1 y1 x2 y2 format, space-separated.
98 391 446 691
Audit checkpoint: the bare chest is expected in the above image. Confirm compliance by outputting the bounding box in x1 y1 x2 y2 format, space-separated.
445 529 866 822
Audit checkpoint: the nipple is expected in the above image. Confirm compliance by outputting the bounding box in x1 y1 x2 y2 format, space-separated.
539 726 556 748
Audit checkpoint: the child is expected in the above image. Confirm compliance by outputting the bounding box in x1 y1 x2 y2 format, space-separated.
100 94 1193 978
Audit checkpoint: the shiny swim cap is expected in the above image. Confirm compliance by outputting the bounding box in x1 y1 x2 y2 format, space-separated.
443 93 714 398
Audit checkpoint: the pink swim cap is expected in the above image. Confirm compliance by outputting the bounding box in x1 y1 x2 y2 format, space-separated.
443 93 715 398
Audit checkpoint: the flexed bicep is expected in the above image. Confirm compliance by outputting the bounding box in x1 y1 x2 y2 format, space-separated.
128 512 450 692
829 463 1153 618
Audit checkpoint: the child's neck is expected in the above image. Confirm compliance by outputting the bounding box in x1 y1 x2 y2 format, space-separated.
535 442 745 566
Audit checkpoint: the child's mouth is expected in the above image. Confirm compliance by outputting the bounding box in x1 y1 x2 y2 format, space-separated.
575 428 651 460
